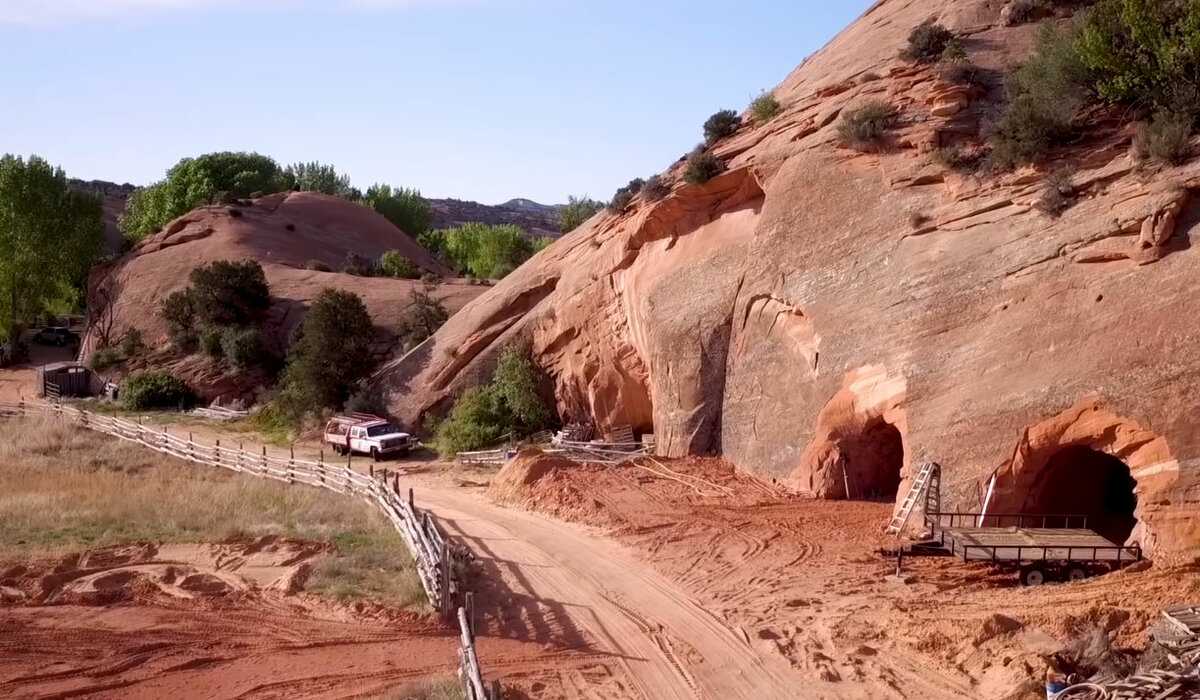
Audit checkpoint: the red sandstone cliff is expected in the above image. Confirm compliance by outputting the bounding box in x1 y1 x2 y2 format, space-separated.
373 0 1200 558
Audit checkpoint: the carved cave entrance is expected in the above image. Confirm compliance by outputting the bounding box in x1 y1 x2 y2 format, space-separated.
837 418 904 501
1021 446 1138 544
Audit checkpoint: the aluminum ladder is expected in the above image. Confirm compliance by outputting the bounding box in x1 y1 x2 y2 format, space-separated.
886 461 939 535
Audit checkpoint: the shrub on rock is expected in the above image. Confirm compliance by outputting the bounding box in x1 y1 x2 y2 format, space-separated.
683 148 726 185
750 92 783 123
902 21 955 63
837 101 897 150
642 175 671 201
609 178 645 213
1135 112 1193 166
189 259 271 327
379 250 420 279
703 109 740 144
161 290 198 351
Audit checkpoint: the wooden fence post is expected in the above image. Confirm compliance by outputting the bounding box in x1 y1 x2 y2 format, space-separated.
440 543 452 619
215 438 221 468
188 432 195 462
318 449 325 486
409 487 414 512
288 445 295 485
491 679 502 700
261 445 267 476
237 441 244 472
466 591 476 639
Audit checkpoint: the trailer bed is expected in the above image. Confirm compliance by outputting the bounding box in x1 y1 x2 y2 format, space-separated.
939 526 1141 564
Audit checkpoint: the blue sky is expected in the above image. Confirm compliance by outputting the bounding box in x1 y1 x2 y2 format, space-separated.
0 1 871 204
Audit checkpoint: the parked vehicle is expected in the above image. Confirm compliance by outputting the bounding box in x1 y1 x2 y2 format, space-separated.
323 413 415 461
33 326 78 347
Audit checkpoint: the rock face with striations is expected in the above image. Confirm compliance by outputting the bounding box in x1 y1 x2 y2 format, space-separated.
374 0 1200 558
83 191 485 403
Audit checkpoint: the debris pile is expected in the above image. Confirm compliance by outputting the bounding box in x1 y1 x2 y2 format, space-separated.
1055 604 1200 699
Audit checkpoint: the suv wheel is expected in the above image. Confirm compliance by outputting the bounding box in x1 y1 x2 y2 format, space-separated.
371 447 381 462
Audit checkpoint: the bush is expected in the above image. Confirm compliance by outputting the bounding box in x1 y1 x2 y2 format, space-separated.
342 252 376 277
189 259 271 327
397 288 450 352
703 110 740 144
432 345 554 456
305 259 332 272
221 326 266 371
199 326 224 358
559 196 604 233
750 92 783 123
902 21 955 63
939 60 986 87
275 288 375 420
683 147 726 185
837 101 897 150
1036 167 1075 216
379 250 420 279
161 290 197 350
609 178 645 213
989 24 1087 168
120 328 145 359
642 175 670 201
121 371 197 411
282 161 354 198
1135 112 1193 165
89 347 123 371
1075 0 1200 114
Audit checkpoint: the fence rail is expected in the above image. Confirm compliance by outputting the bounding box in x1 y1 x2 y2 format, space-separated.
3 399 495 700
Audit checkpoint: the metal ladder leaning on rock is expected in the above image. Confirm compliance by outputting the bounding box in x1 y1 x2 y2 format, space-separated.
886 461 939 535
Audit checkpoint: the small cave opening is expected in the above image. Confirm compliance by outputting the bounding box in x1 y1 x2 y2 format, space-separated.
1023 446 1138 544
836 419 904 502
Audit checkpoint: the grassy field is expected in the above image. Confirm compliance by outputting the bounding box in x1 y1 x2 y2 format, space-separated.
0 417 426 609
377 678 465 700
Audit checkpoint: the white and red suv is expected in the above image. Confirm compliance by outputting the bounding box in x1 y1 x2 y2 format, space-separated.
323 414 415 461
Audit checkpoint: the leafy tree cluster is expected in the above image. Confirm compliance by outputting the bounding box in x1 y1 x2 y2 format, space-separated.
422 223 536 279
379 250 421 279
0 155 104 343
992 0 1200 167
283 161 357 198
703 110 740 144
559 195 603 233
121 152 289 243
274 288 376 421
364 184 432 237
159 259 272 371
432 344 555 456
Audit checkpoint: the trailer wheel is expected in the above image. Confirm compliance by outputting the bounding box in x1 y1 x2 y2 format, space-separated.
1020 565 1048 587
1065 566 1089 582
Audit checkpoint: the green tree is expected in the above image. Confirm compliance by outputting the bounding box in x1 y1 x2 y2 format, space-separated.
120 152 288 243
559 195 603 233
379 250 421 279
276 288 375 419
364 184 432 236
0 155 104 342
397 287 450 352
441 223 535 279
188 259 271 327
283 161 355 197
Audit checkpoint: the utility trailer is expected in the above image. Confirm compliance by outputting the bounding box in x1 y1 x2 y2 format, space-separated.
897 464 1143 586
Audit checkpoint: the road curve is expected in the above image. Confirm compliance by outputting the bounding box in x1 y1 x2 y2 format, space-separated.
408 483 841 700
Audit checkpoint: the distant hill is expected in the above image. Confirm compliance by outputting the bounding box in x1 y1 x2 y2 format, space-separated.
69 179 565 250
428 197 563 238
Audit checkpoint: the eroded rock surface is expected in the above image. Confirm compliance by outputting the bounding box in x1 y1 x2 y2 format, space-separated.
376 0 1200 557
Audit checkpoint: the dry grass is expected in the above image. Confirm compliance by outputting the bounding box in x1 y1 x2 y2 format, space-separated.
0 417 425 608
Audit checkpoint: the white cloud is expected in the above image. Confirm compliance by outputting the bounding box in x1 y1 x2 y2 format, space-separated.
0 0 484 25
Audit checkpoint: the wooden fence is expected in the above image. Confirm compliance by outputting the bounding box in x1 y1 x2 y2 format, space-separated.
2 399 497 700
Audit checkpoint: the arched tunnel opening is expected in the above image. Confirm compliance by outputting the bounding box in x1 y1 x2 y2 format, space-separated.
837 418 904 502
1023 446 1138 544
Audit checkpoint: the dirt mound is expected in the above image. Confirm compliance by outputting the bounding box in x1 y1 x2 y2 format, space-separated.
376 0 1200 558
488 450 575 501
81 191 486 401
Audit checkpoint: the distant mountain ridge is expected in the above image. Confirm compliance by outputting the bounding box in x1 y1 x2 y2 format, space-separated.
428 197 563 238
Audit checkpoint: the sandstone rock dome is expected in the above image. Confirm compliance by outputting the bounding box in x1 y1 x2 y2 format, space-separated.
373 0 1200 558
84 191 484 401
